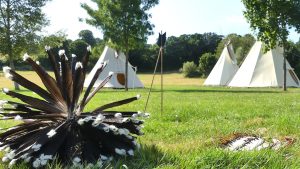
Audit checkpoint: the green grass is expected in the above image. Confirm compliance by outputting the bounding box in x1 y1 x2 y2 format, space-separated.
1 72 300 168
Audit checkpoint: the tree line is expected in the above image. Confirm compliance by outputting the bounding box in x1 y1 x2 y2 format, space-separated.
1 30 300 78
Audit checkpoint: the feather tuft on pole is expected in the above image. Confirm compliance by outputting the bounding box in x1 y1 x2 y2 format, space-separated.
0 46 146 167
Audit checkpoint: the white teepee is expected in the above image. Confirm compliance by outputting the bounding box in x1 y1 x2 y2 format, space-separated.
228 41 300 87
204 44 239 86
84 46 144 88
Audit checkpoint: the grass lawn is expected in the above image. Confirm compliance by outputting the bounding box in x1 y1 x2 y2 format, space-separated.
0 71 300 168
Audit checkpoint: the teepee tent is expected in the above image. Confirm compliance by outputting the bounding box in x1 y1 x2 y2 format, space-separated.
228 41 300 87
204 43 239 86
84 46 144 88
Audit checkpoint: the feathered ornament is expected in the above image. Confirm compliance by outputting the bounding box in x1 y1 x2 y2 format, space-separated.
220 133 294 151
0 46 149 168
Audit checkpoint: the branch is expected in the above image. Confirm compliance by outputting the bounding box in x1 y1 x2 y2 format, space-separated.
0 0 8 26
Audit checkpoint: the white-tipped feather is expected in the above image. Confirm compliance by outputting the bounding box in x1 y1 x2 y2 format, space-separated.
47 129 57 138
115 148 126 156
0 100 7 107
131 114 138 119
36 61 40 65
127 149 134 156
58 50 65 56
2 66 11 74
2 156 8 162
4 147 10 152
114 113 122 118
14 115 23 120
84 116 93 122
71 54 76 58
102 61 107 67
241 138 264 151
136 94 141 99
6 150 15 159
75 62 83 70
23 53 30 61
87 45 92 52
8 159 17 167
109 125 118 132
73 157 81 163
33 158 41 168
31 144 41 152
4 73 13 80
121 118 130 123
100 155 108 161
45 46 51 51
109 71 114 76
2 88 9 94
103 126 109 132
77 118 85 125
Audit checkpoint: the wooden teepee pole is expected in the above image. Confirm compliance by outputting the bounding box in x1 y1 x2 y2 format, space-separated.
160 46 163 115
143 31 166 115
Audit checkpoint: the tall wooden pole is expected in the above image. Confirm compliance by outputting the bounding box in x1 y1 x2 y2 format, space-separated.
160 47 163 115
144 32 166 114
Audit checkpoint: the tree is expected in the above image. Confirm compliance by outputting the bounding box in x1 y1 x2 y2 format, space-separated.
242 0 300 91
69 39 88 62
78 30 96 47
40 31 67 49
215 34 255 65
0 0 50 89
198 53 217 77
81 0 159 90
164 33 222 70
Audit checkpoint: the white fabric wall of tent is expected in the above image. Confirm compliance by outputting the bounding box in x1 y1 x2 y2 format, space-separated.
84 46 144 88
204 43 239 86
228 41 300 87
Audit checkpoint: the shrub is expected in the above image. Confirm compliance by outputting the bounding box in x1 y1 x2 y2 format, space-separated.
182 61 200 77
199 53 217 77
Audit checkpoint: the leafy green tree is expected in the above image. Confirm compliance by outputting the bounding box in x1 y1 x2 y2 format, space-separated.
0 0 50 89
242 0 300 91
78 30 96 47
165 33 222 70
81 0 159 90
182 61 200 78
215 34 255 65
235 34 256 64
129 44 158 71
70 39 88 60
40 31 67 49
198 53 217 77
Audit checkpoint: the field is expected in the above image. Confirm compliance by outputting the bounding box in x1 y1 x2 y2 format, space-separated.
1 71 300 168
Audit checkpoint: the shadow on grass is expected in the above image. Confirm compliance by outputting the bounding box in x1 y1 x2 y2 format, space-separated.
147 88 285 94
114 144 178 169
3 144 176 169
5 87 294 95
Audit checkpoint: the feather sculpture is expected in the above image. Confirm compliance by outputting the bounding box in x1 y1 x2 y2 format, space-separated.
0 46 148 168
220 133 294 151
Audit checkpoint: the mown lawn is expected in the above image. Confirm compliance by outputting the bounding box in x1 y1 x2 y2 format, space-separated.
0 72 300 168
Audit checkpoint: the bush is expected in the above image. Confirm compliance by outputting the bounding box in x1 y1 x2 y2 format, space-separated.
199 53 217 77
182 61 200 77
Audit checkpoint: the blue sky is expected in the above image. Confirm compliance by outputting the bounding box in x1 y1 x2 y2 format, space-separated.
43 0 300 44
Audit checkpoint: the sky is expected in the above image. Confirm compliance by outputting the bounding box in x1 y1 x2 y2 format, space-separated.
42 0 300 44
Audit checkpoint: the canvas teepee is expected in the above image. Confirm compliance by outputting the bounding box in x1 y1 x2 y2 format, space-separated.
228 41 300 87
84 46 144 88
204 43 239 86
